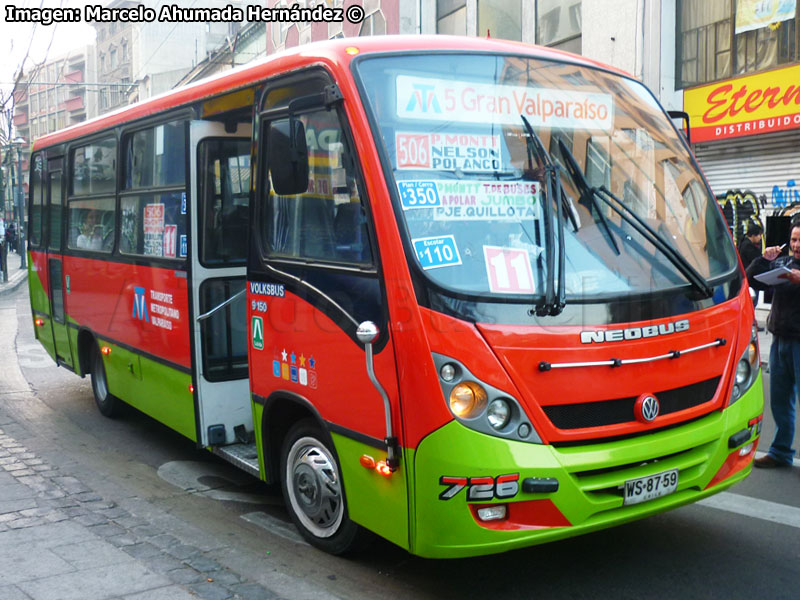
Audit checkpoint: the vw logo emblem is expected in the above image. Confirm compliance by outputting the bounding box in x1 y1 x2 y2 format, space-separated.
634 394 660 423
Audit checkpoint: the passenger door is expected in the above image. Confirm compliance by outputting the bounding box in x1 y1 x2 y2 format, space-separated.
189 120 253 448
250 74 408 547
45 160 74 368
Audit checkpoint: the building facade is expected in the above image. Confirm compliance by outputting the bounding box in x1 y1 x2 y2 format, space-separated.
671 0 800 242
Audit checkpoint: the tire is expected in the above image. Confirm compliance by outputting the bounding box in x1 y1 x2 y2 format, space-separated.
280 419 366 554
90 345 121 418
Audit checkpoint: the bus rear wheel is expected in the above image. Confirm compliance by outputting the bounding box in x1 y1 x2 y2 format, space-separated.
280 420 365 555
90 345 120 418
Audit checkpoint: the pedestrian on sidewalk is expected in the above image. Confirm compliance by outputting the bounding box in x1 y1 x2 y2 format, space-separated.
747 223 800 468
738 221 763 271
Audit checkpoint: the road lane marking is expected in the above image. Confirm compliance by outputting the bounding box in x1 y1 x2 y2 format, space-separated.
698 492 800 530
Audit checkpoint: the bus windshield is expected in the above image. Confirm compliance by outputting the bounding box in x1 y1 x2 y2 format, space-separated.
354 53 738 301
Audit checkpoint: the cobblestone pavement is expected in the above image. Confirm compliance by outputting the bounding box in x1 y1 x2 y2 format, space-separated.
0 420 280 600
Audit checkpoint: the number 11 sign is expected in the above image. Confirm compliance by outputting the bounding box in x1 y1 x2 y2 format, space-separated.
483 246 535 294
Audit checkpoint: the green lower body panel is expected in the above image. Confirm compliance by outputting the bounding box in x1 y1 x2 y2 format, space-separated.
332 433 409 550
411 376 763 558
101 341 196 442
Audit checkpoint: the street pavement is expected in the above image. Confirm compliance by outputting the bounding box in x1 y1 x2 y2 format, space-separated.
0 269 781 599
0 274 282 600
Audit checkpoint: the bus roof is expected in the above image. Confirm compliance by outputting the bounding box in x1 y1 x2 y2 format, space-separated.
32 35 628 151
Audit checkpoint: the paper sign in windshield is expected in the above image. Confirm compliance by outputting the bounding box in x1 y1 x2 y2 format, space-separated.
413 235 462 270
144 203 165 256
484 246 536 294
399 180 540 221
397 75 613 131
396 132 502 171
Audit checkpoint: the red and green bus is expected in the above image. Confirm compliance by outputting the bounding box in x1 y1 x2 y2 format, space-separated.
27 36 763 558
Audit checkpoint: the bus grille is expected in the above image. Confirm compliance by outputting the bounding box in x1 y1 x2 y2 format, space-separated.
542 377 721 430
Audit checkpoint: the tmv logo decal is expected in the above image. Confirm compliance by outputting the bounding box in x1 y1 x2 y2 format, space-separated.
406 83 442 114
132 286 149 322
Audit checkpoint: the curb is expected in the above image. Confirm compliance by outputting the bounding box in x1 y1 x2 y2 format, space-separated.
0 269 27 296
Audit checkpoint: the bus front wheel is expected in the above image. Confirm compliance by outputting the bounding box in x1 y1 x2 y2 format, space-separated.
91 345 120 418
280 420 365 555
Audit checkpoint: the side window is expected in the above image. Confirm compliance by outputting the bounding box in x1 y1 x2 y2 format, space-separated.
47 171 63 252
68 138 117 253
262 108 373 265
124 120 185 189
67 198 116 252
120 193 185 257
198 138 251 266
71 138 116 195
29 154 44 247
120 120 187 259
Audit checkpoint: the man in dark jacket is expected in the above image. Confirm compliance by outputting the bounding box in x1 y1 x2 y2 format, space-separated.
738 223 762 270
747 224 800 467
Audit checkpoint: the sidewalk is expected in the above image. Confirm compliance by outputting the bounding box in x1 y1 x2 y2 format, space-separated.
0 417 278 600
0 283 283 599
0 263 27 295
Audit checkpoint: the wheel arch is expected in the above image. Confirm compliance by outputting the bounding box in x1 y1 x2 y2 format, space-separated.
76 327 97 377
259 391 331 485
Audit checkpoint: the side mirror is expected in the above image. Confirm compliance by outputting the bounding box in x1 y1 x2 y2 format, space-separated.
667 110 691 145
268 118 309 196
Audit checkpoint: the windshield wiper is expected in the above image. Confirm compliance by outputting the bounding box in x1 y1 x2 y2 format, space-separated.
557 139 619 256
520 116 565 316
595 185 713 298
556 139 713 299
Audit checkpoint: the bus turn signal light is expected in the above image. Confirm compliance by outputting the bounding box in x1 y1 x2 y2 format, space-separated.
360 455 393 476
100 346 112 355
375 461 393 477
34 318 44 327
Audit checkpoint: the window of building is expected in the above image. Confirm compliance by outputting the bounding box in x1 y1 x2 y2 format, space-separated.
359 10 386 36
121 39 128 62
479 0 521 40
437 0 467 35
100 53 106 73
677 0 800 88
537 0 582 53
110 47 118 69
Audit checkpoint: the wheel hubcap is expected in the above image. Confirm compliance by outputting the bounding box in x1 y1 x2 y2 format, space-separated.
286 437 343 537
93 353 107 400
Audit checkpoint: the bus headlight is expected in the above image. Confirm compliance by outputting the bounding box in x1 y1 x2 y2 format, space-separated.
729 325 760 406
735 359 751 385
450 382 487 418
487 399 511 430
433 352 541 444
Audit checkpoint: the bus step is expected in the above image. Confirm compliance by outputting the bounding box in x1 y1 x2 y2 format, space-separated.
212 443 260 478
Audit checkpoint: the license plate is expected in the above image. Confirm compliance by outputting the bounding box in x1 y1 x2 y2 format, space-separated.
623 469 679 506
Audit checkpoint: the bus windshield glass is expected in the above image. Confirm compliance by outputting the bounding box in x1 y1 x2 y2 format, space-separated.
355 53 737 300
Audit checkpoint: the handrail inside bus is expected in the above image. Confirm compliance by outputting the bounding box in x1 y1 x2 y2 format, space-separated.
196 289 246 322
